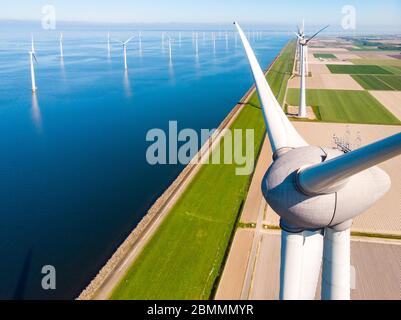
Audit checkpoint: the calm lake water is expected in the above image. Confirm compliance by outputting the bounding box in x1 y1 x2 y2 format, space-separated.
0 22 289 299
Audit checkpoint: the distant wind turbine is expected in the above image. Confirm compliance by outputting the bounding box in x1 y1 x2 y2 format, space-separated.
59 33 64 58
31 34 35 54
107 32 111 56
295 23 329 117
29 51 38 93
115 37 135 70
235 21 401 300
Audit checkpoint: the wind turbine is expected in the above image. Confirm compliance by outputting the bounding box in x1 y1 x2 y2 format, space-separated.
107 32 111 56
295 24 329 118
195 32 199 57
167 35 173 63
31 33 35 54
115 37 135 70
59 33 64 58
234 21 401 300
29 50 38 93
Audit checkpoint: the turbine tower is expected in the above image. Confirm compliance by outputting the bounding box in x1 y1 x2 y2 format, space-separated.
295 24 329 118
234 21 401 300
29 51 38 93
107 32 111 56
115 37 134 70
31 33 35 54
59 33 64 58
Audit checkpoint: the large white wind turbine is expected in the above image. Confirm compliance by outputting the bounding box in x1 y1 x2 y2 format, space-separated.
59 33 64 58
235 21 401 300
29 50 38 93
295 24 329 118
115 37 135 70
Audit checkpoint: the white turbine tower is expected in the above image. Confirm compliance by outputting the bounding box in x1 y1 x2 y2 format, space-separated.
295 24 329 118
29 51 38 93
115 37 134 70
234 21 401 300
168 35 172 63
195 32 199 57
31 33 35 54
59 33 64 58
107 32 111 56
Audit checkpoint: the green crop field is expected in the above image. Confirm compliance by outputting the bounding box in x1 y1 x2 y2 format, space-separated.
350 59 401 67
314 53 336 59
351 75 394 90
109 41 295 300
286 89 400 124
327 64 393 75
382 66 401 74
352 74 401 90
376 75 401 90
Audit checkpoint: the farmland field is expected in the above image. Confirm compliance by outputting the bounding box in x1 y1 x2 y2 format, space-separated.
327 64 393 75
314 53 336 59
286 88 400 124
351 75 395 90
376 75 401 90
350 59 401 67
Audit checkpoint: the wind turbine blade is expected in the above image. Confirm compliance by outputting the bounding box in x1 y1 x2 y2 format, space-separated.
298 131 401 195
32 52 38 63
293 32 303 40
234 22 308 154
305 25 329 44
124 36 135 45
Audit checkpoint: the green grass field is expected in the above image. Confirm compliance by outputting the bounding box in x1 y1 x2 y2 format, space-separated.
350 59 401 67
327 64 393 75
314 53 336 59
351 75 394 90
286 89 400 124
352 74 401 90
376 75 401 90
109 41 295 300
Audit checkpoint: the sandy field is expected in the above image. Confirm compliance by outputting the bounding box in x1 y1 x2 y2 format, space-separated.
369 91 401 121
309 64 331 74
214 228 254 300
309 47 350 53
239 138 271 223
287 73 363 90
356 52 398 59
247 232 401 300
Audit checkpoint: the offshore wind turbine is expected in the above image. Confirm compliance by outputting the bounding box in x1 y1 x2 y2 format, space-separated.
31 34 35 54
234 21 401 300
295 24 329 118
195 32 199 57
107 32 111 56
29 50 38 93
115 36 135 70
59 33 64 58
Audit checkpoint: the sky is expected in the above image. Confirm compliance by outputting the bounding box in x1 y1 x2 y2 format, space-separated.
0 0 400 27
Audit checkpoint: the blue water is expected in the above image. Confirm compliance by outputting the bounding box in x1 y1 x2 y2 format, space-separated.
0 22 289 299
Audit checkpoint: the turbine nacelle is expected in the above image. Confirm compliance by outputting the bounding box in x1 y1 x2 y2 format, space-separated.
262 146 390 232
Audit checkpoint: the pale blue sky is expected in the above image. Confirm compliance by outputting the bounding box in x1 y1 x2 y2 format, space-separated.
1 0 400 26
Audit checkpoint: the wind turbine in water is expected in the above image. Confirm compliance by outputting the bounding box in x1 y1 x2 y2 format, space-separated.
115 37 134 70
29 50 38 93
59 33 64 58
295 23 329 118
234 21 401 300
107 32 111 56
31 34 35 54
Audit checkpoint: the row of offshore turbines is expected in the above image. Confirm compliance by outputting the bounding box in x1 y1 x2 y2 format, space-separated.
28 30 265 94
